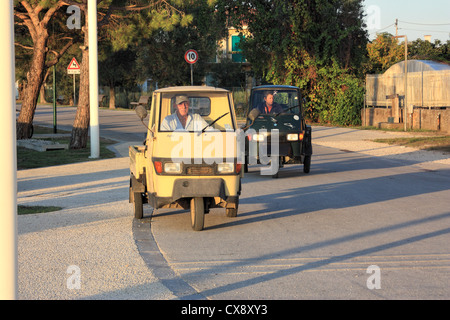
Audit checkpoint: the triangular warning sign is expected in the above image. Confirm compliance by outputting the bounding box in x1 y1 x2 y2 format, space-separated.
67 57 80 70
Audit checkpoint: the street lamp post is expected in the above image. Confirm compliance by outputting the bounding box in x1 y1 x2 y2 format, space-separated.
0 0 17 300
394 35 408 131
88 0 100 158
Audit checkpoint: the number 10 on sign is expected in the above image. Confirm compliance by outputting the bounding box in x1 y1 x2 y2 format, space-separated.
185 49 198 86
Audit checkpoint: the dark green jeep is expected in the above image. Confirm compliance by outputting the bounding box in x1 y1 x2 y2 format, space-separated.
243 85 312 177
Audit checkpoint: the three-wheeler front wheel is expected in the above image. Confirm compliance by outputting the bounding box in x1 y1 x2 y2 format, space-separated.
190 197 205 231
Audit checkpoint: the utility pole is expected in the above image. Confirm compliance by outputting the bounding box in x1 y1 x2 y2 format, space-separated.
0 0 18 300
395 19 398 37
394 35 408 131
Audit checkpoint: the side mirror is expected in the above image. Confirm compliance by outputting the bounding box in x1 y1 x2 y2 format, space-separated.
135 105 148 120
241 108 261 131
247 108 260 122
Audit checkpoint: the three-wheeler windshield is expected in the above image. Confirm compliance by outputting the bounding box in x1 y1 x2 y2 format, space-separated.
159 92 236 132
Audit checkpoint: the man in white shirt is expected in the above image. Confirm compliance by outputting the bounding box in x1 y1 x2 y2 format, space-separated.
161 95 209 131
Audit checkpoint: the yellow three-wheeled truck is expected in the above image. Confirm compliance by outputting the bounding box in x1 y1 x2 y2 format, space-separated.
129 86 242 231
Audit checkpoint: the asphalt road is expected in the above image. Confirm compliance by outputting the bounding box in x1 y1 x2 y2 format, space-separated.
148 141 450 299
20 105 450 300
28 104 147 142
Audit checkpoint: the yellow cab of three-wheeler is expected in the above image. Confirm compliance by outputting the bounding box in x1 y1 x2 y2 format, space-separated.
129 86 242 231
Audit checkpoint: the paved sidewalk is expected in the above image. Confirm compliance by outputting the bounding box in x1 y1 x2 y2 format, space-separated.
17 144 176 299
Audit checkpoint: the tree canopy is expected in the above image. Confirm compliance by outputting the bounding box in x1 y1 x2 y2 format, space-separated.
14 0 203 145
226 0 369 125
15 0 449 133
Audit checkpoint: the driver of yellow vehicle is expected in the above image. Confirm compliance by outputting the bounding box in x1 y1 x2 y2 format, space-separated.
161 95 209 131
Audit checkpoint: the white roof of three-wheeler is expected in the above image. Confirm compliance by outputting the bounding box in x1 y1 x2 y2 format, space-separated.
154 86 229 93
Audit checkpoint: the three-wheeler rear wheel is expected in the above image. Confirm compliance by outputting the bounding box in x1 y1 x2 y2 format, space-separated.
226 197 239 218
133 192 144 220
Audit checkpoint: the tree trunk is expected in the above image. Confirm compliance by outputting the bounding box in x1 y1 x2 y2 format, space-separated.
69 1 91 149
39 85 47 104
109 85 116 109
39 69 50 104
16 33 48 139
70 23 90 149
18 81 26 101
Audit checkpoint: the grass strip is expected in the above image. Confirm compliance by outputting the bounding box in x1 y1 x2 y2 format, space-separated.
18 205 63 215
17 126 117 170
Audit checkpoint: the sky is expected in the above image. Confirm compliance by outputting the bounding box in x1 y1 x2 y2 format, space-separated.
363 0 450 42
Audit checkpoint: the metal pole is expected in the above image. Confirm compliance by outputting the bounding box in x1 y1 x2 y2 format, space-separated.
0 0 17 300
190 64 194 86
364 92 366 127
364 74 367 127
73 73 76 106
394 35 408 131
88 0 100 158
404 36 408 131
53 65 57 133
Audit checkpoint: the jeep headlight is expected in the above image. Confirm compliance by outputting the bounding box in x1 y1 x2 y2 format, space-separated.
217 162 234 174
252 134 265 142
164 162 182 173
287 133 299 141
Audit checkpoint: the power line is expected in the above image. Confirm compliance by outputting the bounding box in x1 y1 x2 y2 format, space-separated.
378 23 395 32
399 20 450 26
399 27 450 34
368 23 395 35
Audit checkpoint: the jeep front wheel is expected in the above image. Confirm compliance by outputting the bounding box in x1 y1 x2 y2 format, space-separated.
303 155 311 173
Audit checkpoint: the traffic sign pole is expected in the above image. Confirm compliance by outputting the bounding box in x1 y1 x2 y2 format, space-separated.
184 49 198 86
53 65 57 133
67 57 80 108
73 73 76 106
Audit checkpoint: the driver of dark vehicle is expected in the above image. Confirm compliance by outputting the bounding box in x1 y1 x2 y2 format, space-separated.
254 91 284 114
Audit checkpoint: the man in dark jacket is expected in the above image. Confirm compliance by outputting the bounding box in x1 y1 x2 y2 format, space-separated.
254 91 284 114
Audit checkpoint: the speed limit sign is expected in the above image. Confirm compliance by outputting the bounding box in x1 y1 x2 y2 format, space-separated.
184 49 198 64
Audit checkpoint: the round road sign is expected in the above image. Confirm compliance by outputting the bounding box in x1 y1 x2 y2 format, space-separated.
184 49 198 64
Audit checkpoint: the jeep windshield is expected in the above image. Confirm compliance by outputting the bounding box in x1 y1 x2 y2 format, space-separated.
159 93 236 132
250 89 300 115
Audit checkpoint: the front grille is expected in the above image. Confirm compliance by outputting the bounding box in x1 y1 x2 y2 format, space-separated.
186 166 214 175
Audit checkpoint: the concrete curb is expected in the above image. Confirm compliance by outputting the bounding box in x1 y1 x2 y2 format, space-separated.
132 218 206 300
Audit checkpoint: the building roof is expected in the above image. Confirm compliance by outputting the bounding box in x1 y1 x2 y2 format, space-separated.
384 60 450 74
